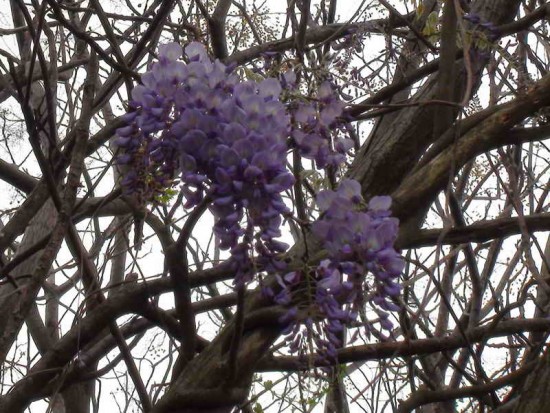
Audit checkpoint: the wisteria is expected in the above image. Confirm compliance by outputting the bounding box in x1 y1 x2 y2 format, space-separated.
275 179 404 363
312 179 403 313
116 42 298 283
290 81 354 169
116 42 403 363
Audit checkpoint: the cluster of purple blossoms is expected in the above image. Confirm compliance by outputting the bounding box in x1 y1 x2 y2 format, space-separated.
116 41 403 364
290 82 354 169
116 42 296 283
275 179 404 363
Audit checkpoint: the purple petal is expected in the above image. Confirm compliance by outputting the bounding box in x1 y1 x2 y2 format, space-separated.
369 195 392 211
159 42 182 60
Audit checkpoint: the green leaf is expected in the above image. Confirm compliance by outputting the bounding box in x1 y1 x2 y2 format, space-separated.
422 10 439 36
154 187 178 204
253 403 264 413
243 67 265 82
416 3 423 18
300 169 323 191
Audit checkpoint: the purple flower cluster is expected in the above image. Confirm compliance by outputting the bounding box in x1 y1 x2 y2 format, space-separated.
277 179 404 363
116 42 295 283
116 42 403 364
291 82 354 169
312 179 403 308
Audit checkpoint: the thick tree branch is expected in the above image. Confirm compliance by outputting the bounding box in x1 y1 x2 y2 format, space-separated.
257 318 550 371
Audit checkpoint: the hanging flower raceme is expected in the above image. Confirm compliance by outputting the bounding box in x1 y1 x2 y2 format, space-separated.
290 81 354 169
276 180 404 364
116 42 297 284
115 42 403 364
311 179 404 312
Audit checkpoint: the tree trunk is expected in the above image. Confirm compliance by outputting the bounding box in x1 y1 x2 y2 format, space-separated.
513 350 550 413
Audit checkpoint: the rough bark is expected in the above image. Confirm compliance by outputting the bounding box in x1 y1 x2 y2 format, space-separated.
512 350 550 413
